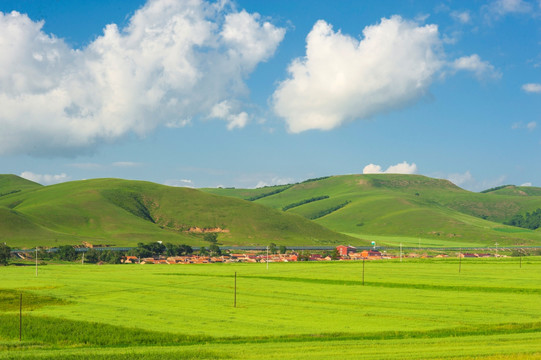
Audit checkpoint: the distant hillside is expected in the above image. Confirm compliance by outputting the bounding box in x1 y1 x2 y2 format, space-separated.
203 174 541 247
481 185 541 197
0 174 41 196
0 176 356 248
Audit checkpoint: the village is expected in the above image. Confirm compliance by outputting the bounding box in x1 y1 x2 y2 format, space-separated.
123 245 500 264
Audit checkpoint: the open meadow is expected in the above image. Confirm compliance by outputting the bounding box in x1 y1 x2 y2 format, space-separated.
1 258 541 359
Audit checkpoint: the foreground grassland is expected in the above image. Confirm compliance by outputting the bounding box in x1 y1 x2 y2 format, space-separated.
1 258 541 359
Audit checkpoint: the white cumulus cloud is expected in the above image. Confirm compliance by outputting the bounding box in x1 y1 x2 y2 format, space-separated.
522 83 541 93
273 17 444 133
363 161 418 175
272 16 496 133
0 0 285 156
20 171 70 185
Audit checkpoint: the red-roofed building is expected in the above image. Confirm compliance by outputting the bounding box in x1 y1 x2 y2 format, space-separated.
336 245 356 256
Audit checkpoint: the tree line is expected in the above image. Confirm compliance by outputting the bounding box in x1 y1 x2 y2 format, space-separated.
505 208 541 230
282 195 329 211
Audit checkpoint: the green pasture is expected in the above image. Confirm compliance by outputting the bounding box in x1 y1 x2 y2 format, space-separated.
0 177 354 248
1 258 541 359
206 174 541 246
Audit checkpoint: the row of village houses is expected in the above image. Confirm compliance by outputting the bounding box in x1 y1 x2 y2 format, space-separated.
122 245 500 264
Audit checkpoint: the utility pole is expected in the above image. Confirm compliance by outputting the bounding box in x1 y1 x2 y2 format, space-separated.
19 293 22 341
234 272 237 308
35 247 38 277
458 249 462 274
82 252 85 265
495 242 499 257
266 246 269 270
362 258 365 286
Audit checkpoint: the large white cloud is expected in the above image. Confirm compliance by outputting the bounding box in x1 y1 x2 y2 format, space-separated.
363 161 418 175
272 16 444 133
0 0 285 156
272 16 497 133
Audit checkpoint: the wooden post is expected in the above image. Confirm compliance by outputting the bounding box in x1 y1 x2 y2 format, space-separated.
458 250 462 274
19 293 22 342
362 258 365 286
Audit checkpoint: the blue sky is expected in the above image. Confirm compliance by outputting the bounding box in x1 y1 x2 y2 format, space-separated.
0 0 540 191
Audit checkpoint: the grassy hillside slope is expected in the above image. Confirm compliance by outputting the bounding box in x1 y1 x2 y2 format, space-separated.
203 174 541 247
0 177 356 248
0 174 41 195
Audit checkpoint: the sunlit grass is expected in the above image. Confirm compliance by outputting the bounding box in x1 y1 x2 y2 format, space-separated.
0 258 540 358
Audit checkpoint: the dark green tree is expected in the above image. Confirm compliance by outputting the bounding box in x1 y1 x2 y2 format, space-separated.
102 251 123 264
85 248 100 263
204 233 218 243
56 245 77 261
269 243 277 254
209 243 221 256
199 246 209 256
179 244 193 255
330 248 340 260
165 243 178 256
0 243 11 266
279 245 287 254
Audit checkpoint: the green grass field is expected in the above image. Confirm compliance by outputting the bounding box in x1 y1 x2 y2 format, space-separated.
1 258 540 359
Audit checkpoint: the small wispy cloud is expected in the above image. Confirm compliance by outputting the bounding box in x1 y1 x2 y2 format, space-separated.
451 54 501 80
450 10 472 24
20 171 70 185
512 121 537 131
68 163 102 170
522 83 541 93
444 171 507 192
165 119 191 128
164 179 194 188
256 176 294 188
447 171 473 187
112 161 143 167
483 0 533 21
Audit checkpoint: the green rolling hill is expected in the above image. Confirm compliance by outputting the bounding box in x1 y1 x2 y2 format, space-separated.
203 174 541 247
0 176 356 249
